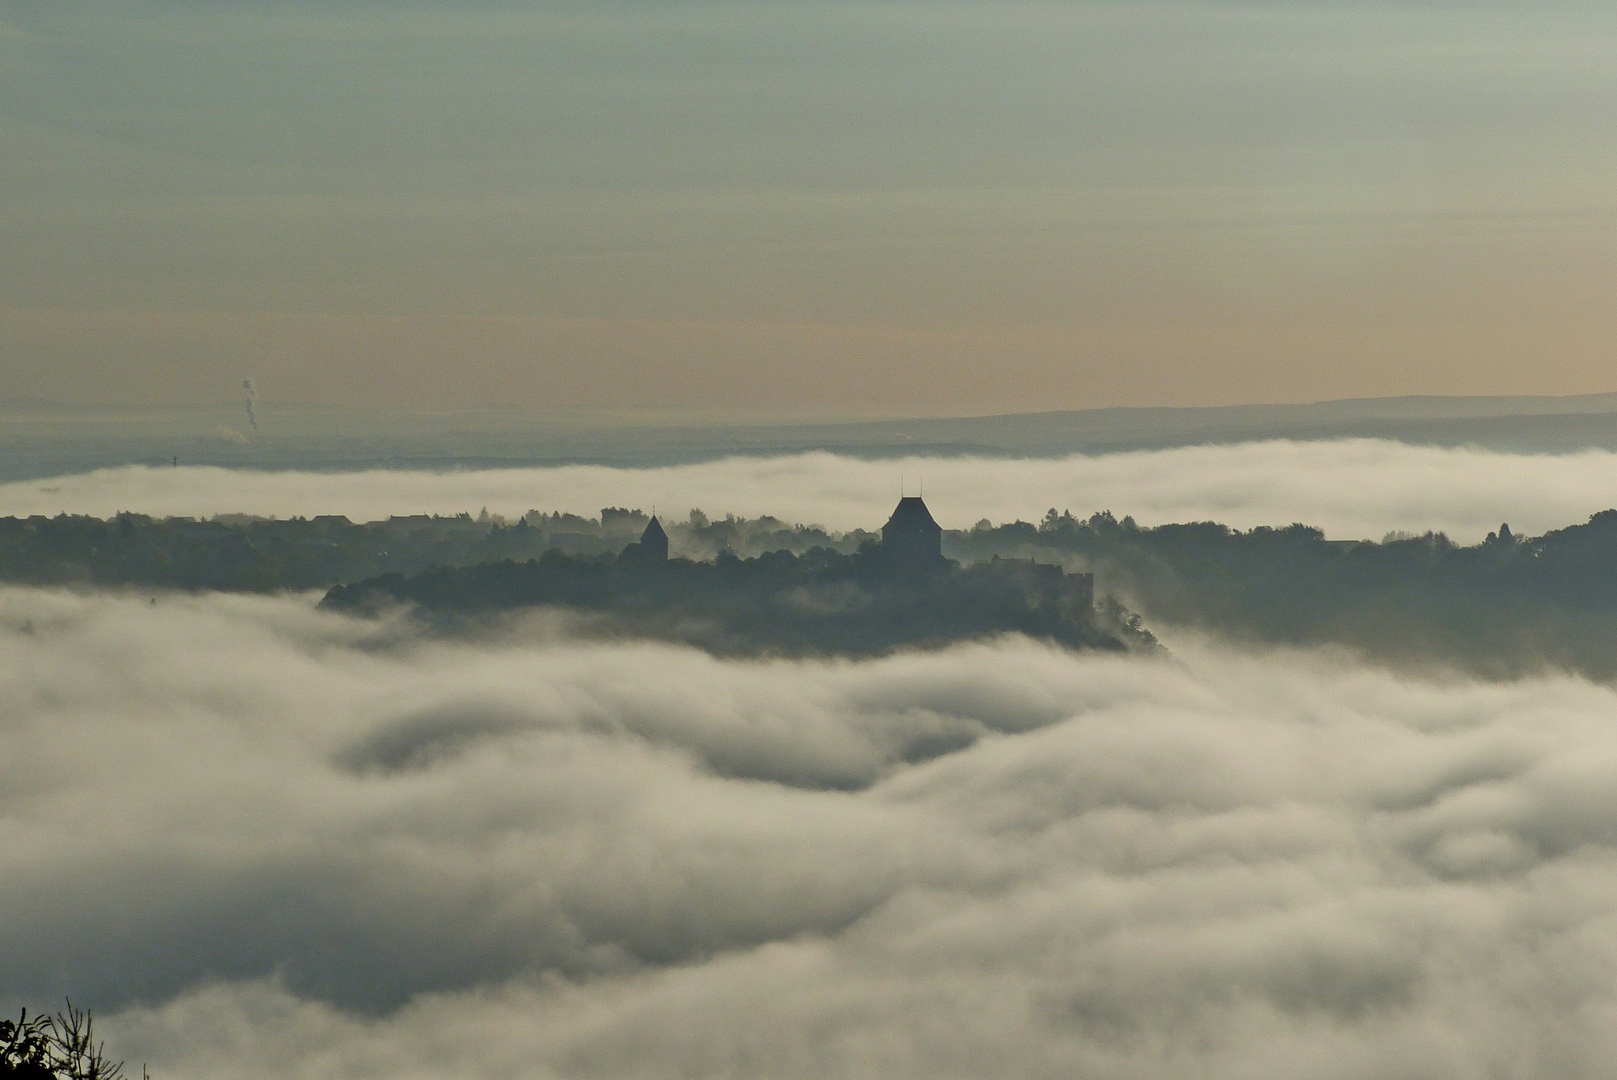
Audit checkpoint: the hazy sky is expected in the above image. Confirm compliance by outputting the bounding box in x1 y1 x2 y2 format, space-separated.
3 0 1616 414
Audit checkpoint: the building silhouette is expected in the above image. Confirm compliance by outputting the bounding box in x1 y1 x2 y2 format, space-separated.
881 496 944 566
619 516 669 562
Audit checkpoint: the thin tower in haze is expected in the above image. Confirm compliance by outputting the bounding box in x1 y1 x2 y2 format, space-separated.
242 379 258 433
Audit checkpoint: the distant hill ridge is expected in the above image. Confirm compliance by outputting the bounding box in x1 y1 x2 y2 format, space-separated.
8 393 1617 480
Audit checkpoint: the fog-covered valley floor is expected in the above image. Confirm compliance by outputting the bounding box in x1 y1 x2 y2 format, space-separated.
15 438 1617 541
9 587 1617 1078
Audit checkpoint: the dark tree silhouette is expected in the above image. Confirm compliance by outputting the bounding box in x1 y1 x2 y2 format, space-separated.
0 1003 134 1080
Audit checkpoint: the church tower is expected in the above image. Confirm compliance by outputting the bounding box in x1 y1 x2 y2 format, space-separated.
619 515 669 562
639 515 668 561
881 496 943 565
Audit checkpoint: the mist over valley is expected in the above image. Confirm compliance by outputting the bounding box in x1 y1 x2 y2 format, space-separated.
9 586 1617 1077
10 442 1617 677
7 438 1617 1076
11 0 1617 1069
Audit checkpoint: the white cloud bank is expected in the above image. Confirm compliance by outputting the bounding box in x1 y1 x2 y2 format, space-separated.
7 440 1617 542
6 589 1617 1077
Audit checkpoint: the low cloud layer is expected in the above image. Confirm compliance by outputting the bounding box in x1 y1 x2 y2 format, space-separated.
7 589 1617 1076
10 439 1617 541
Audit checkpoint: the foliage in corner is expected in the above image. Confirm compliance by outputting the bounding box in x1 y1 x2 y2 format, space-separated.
0 1002 134 1080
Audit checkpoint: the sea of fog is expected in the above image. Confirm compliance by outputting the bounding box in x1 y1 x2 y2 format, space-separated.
8 438 1617 541
7 588 1617 1078
11 440 1617 1078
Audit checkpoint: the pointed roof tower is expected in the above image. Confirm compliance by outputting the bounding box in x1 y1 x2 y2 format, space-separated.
619 515 669 563
881 496 942 564
638 515 668 561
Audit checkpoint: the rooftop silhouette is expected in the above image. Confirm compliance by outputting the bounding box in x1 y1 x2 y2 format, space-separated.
881 496 944 566
619 516 668 562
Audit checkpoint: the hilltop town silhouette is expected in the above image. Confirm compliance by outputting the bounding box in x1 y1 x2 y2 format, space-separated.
321 495 1134 657
22 494 1617 676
